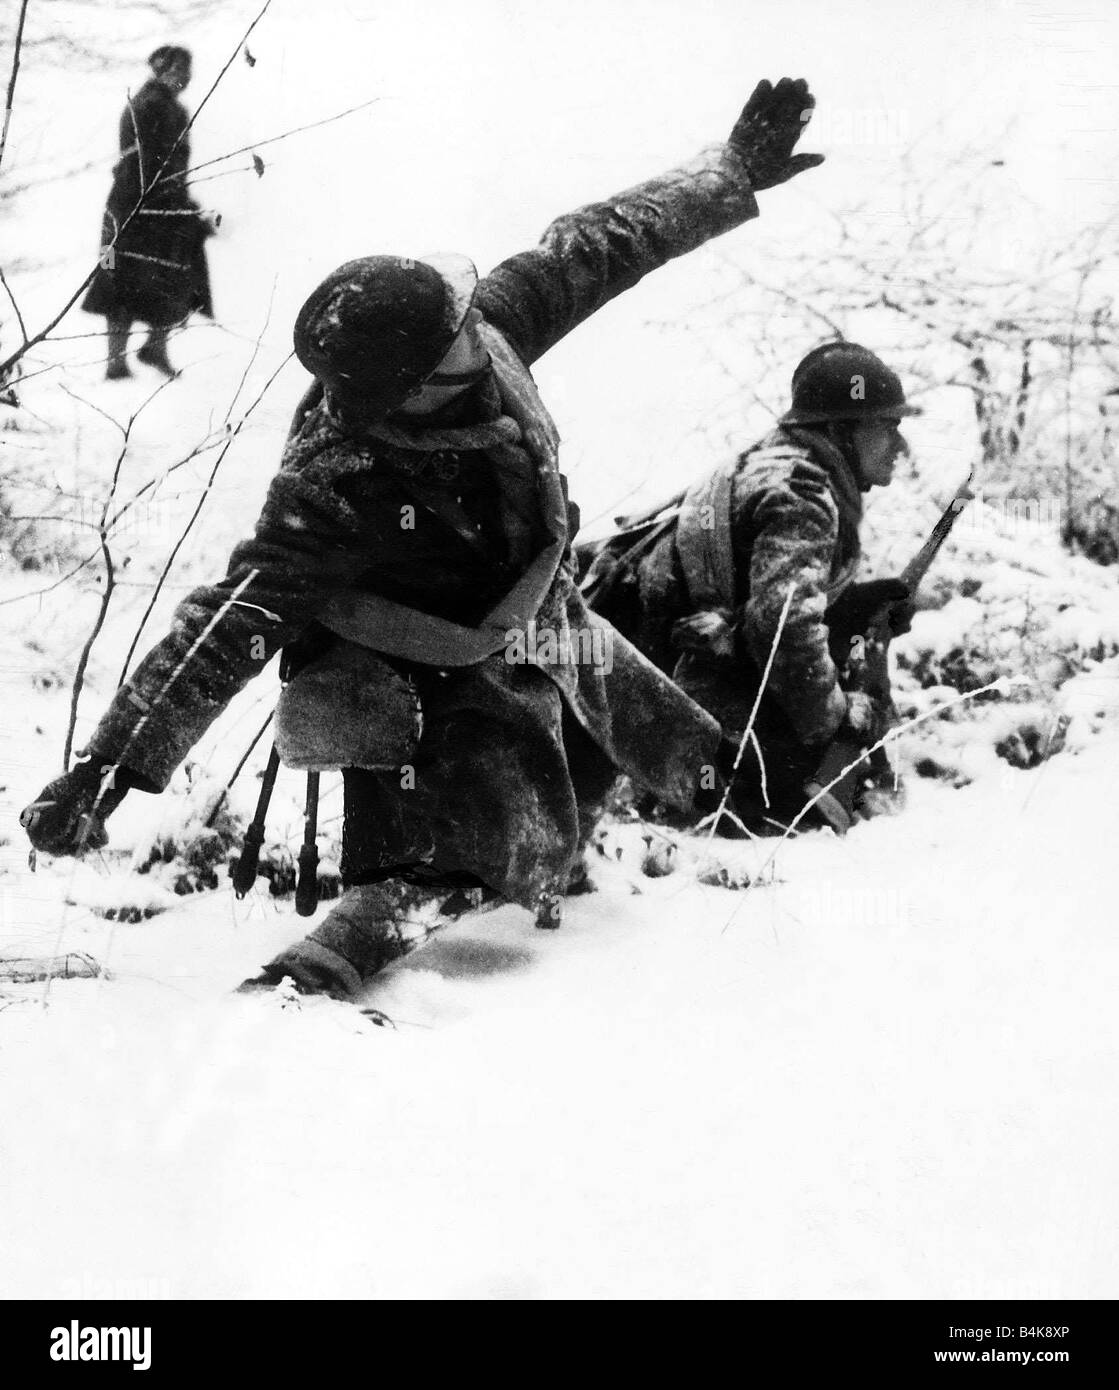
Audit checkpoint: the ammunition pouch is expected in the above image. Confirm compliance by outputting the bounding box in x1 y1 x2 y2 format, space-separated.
274 639 423 773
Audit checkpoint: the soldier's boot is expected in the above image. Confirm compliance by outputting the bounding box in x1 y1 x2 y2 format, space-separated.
238 878 450 999
566 776 616 898
137 326 176 378
533 875 569 929
565 852 595 895
105 317 132 380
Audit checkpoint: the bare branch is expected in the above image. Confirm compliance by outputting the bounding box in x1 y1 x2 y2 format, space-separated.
60 375 178 764
63 426 132 767
204 709 274 829
0 264 28 344
0 548 102 607
0 0 30 175
699 582 797 841
168 95 382 184
118 351 293 684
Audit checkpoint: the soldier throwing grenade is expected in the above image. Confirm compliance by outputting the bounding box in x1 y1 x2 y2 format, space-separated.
24 79 823 999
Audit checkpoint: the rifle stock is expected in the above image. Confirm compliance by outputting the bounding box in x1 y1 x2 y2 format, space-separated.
803 734 865 834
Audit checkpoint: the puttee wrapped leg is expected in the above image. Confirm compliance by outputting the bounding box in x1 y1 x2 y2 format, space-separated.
239 879 447 998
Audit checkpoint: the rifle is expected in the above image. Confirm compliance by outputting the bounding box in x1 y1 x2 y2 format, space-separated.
804 469 975 832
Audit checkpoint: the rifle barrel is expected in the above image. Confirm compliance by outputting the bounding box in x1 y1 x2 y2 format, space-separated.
899 470 975 592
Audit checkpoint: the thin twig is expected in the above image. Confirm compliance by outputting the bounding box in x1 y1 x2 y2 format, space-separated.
106 432 228 533
0 430 225 611
63 522 116 771
204 710 274 828
167 96 382 182
44 568 263 1007
0 0 30 175
0 265 28 343
58 382 129 437
701 582 796 842
0 547 102 607
224 276 276 420
84 566 263 839
720 675 1022 938
5 513 100 529
60 376 177 765
118 351 292 684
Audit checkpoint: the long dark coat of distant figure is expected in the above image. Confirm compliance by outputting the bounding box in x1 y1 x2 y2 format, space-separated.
83 76 213 327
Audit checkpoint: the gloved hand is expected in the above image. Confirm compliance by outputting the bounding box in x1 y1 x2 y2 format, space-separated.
671 608 737 660
728 77 825 190
20 756 131 856
887 593 917 637
826 577 914 655
839 691 892 746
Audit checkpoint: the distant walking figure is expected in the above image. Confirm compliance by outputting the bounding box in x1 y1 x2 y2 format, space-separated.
83 45 214 379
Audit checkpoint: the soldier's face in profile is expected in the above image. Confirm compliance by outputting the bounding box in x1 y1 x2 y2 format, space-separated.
398 307 491 416
852 418 905 487
164 58 192 93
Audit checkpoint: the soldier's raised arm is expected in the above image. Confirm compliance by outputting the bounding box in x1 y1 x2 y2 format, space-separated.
477 77 823 365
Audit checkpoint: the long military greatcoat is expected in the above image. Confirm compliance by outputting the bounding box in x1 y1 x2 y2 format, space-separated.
82 78 213 327
86 144 765 910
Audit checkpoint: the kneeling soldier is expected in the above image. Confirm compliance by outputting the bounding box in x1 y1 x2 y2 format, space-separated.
583 342 920 832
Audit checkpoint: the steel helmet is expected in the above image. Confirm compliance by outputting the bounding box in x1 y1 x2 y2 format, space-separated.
293 253 479 423
780 342 921 425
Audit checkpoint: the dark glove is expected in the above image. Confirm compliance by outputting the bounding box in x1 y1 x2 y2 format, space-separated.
671 608 737 660
886 594 916 637
826 578 913 657
20 756 131 856
728 77 825 190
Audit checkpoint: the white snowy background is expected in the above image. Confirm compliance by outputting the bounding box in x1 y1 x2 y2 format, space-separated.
1 0 1117 1298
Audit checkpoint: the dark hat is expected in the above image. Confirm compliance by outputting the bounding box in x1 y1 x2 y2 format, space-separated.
148 45 192 74
293 253 478 423
780 341 921 425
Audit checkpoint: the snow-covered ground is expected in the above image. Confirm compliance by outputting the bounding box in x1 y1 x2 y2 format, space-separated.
2 744 1118 1300
2 0 1118 1301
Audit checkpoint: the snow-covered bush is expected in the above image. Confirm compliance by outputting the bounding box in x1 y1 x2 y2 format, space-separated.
863 468 1119 786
